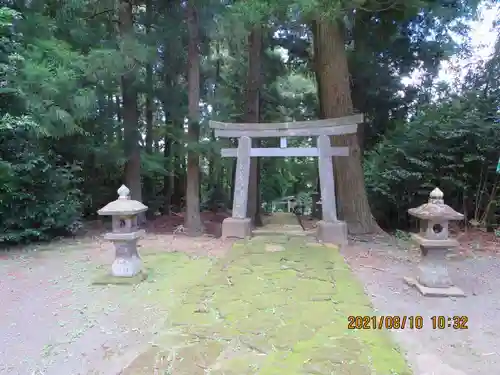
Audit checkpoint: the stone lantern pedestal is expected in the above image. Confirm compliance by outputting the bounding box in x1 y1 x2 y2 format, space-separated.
97 185 148 278
404 188 466 297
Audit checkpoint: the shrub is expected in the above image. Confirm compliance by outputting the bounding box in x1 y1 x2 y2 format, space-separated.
365 94 500 229
0 115 83 244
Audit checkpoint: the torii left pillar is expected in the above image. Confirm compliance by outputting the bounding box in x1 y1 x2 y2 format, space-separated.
221 136 253 238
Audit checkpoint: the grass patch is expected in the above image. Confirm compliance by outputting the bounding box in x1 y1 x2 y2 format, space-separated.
125 237 411 375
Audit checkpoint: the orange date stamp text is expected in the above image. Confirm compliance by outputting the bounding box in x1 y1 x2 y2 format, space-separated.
347 315 424 330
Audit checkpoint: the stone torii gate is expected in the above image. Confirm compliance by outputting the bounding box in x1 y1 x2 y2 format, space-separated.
209 114 363 245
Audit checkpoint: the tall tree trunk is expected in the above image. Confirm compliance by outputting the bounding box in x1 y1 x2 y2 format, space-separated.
161 36 176 215
96 85 106 137
115 95 123 142
144 0 154 209
106 94 115 142
161 99 173 215
313 18 380 234
163 132 172 215
229 156 236 210
245 26 263 227
184 0 203 235
119 0 142 207
115 95 122 123
161 103 175 215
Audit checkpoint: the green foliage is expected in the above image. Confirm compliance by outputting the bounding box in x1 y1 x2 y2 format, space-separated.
365 92 500 228
202 184 228 211
365 26 500 229
347 0 480 149
13 37 97 137
0 115 83 244
0 7 23 114
0 0 495 244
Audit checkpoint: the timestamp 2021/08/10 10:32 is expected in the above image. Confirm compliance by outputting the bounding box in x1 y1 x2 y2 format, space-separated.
347 315 469 330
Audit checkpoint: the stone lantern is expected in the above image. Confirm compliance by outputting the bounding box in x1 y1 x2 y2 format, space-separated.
97 185 148 277
405 187 465 297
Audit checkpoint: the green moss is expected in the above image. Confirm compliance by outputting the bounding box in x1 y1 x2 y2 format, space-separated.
123 238 412 375
119 346 168 375
263 212 300 225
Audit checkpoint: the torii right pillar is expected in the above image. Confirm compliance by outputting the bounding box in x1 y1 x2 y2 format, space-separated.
316 135 348 246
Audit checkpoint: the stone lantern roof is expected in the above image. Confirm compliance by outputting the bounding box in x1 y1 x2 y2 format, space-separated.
408 188 463 221
98 185 148 216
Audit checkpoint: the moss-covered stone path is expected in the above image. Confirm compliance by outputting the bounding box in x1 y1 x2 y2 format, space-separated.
123 215 411 375
252 212 309 237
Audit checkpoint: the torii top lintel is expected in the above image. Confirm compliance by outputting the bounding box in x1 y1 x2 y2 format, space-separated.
209 114 363 138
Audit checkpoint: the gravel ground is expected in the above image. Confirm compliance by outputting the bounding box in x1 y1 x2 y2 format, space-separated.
0 241 158 375
0 234 231 375
2 231 498 375
343 240 500 375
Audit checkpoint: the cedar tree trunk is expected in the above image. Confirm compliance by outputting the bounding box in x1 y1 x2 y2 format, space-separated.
119 0 143 209
245 26 263 227
313 18 380 234
184 0 203 235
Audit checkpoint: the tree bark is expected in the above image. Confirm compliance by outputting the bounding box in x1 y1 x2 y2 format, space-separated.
161 97 173 215
115 95 123 142
313 18 380 234
119 0 142 208
184 0 203 235
245 26 263 227
163 131 172 215
229 154 236 210
106 94 115 142
144 0 154 210
115 95 122 123
161 32 176 215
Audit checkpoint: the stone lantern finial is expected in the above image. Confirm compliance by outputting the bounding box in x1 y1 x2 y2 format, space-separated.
429 187 444 204
117 185 130 200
